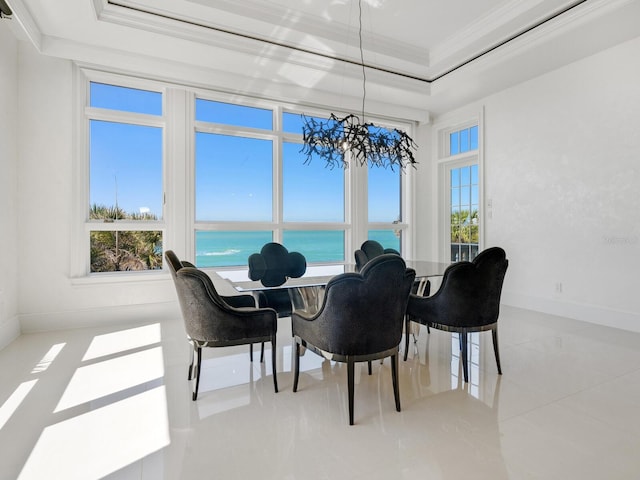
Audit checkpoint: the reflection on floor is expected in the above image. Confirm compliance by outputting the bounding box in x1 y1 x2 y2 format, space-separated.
2 305 640 479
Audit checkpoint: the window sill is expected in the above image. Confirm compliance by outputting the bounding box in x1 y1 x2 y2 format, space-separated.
70 270 170 286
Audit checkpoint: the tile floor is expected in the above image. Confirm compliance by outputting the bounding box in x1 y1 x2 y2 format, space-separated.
2 305 640 479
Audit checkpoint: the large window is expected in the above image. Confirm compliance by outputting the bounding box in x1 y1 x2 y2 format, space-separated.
193 99 399 268
78 70 414 275
86 81 165 273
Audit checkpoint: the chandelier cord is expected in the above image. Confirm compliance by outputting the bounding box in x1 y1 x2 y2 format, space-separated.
358 0 366 123
299 0 418 170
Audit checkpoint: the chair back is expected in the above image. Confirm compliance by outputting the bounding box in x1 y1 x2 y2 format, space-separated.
315 254 415 355
166 251 243 343
354 240 400 271
248 242 306 287
427 247 508 328
165 249 183 279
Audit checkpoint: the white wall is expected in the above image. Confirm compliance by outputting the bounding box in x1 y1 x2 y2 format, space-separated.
459 36 640 331
0 22 20 348
16 41 179 332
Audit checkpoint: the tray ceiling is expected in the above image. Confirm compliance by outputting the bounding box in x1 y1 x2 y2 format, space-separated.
6 0 640 116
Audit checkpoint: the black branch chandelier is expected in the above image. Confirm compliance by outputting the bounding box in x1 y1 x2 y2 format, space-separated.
300 0 418 170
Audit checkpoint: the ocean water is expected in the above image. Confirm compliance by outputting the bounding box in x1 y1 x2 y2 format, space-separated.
195 230 400 267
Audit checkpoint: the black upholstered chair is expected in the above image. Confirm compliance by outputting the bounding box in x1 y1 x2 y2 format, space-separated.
404 247 508 383
354 239 400 271
165 250 278 400
292 254 415 425
248 242 306 318
353 239 430 293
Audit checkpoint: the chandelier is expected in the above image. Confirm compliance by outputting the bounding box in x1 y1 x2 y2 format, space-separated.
300 0 418 170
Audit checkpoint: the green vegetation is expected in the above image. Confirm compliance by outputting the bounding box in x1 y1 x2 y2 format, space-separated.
451 209 479 244
90 204 162 272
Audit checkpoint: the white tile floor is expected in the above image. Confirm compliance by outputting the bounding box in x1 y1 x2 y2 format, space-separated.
2 305 640 479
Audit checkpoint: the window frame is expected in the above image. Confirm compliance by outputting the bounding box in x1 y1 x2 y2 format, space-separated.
190 93 416 269
72 67 417 278
72 68 168 279
436 110 484 263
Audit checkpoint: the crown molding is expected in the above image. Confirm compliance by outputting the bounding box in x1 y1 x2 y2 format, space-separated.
4 0 42 50
187 0 429 64
97 0 428 79
428 0 634 81
430 0 546 68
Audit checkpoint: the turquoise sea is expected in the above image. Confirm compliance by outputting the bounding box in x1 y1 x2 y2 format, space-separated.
195 230 400 267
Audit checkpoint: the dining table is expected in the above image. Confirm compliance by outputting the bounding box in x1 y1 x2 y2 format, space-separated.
218 260 450 314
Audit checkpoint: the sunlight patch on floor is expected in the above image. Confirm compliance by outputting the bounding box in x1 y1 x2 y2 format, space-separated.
55 346 165 412
83 324 161 361
0 380 38 430
18 386 170 480
31 343 66 374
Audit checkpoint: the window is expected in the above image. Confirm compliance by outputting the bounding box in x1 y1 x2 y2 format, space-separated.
439 121 481 262
194 102 365 268
368 156 403 253
195 99 272 129
450 164 479 262
195 231 272 268
86 81 165 273
195 133 273 222
449 125 478 156
282 142 344 223
282 230 345 263
77 70 415 275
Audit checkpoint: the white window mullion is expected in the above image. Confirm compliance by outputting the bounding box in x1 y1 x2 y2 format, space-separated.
273 107 283 242
70 65 90 278
165 87 190 260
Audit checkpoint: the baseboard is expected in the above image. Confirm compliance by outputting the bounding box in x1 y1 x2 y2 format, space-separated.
0 315 21 350
502 291 640 333
19 301 182 333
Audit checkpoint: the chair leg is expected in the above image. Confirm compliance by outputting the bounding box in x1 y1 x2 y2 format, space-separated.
293 341 300 392
260 342 265 363
347 358 355 425
492 327 502 375
460 332 469 383
188 341 195 380
192 345 202 401
391 353 401 412
368 361 372 375
271 337 278 393
403 316 411 361
249 343 253 362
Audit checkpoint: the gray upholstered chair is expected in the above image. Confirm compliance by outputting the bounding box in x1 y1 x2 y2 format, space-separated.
292 254 415 425
248 242 306 318
165 250 278 400
404 247 508 383
354 239 400 271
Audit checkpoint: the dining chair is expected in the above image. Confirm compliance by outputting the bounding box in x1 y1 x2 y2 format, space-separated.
292 254 415 425
354 239 429 296
166 250 279 400
248 242 307 318
354 239 400 271
404 247 508 383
